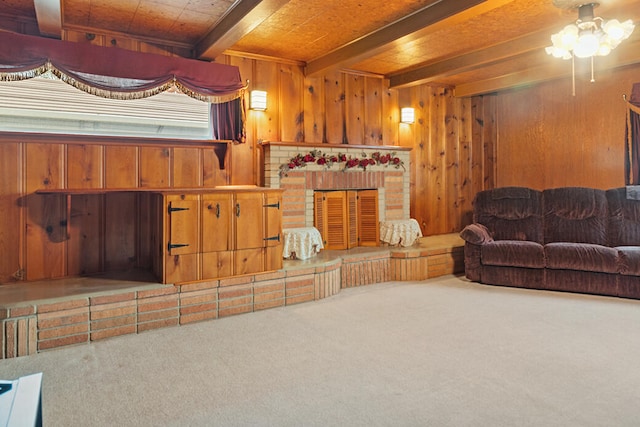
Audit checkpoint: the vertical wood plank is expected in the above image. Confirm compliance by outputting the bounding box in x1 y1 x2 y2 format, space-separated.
324 71 345 144
139 146 170 187
345 74 364 145
229 55 256 185
24 143 66 280
482 95 497 190
67 195 103 276
363 77 383 146
203 147 229 187
105 145 138 188
444 88 460 232
279 63 304 143
382 85 399 146
0 143 23 282
459 97 474 226
67 144 103 189
104 193 136 271
172 147 202 187
303 75 325 143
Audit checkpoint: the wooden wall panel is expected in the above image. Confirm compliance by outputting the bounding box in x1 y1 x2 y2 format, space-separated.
228 55 256 185
364 77 383 145
105 146 138 188
495 64 639 190
139 147 170 187
279 64 304 143
324 71 346 144
67 144 103 189
24 144 66 279
104 193 136 271
0 143 23 282
67 195 103 276
303 75 325 143
345 74 365 144
382 84 399 146
172 147 202 187
203 147 229 187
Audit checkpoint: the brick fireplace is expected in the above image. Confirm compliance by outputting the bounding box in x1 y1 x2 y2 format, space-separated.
262 142 411 229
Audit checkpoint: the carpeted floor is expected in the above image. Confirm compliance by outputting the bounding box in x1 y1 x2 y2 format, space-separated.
1 274 640 426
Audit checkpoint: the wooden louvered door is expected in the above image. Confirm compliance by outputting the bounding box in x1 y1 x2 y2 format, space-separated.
357 189 379 246
347 191 358 248
314 191 348 250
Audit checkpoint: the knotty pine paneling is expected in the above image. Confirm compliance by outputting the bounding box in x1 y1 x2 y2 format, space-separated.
105 145 138 188
0 143 23 282
172 147 202 188
345 74 365 145
364 77 384 146
139 146 170 187
67 194 103 276
303 75 325 143
399 87 496 236
324 70 346 144
279 63 304 143
67 144 103 188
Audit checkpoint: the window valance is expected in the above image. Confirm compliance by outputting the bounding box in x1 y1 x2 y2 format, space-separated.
0 31 246 103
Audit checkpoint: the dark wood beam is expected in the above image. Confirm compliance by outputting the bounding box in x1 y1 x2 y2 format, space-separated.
33 0 61 38
389 29 553 89
304 0 491 77
195 0 292 60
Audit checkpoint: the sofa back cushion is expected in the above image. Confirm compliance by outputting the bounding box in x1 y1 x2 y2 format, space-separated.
473 187 543 243
543 187 608 245
606 187 640 247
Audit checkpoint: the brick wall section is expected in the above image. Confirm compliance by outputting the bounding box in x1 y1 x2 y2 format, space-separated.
1 241 463 359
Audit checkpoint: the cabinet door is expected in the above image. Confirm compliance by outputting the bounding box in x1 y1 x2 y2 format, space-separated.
347 190 358 249
202 193 232 252
264 192 282 247
234 192 265 250
166 195 199 255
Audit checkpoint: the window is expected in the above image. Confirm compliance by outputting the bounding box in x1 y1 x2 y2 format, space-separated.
0 74 211 139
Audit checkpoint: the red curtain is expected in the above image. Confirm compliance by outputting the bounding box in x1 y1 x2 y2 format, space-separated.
0 32 245 102
626 83 640 184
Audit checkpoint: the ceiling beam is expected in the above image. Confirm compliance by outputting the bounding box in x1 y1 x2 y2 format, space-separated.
453 34 640 97
196 0 292 60
304 0 515 77
389 29 553 88
33 0 62 38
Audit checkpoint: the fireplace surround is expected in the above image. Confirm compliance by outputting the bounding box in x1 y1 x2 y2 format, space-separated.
262 142 412 230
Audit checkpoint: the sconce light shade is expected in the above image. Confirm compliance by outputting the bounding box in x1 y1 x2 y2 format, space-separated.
250 90 267 110
401 107 415 124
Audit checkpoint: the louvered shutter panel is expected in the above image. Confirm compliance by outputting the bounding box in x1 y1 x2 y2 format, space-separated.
357 189 379 246
347 191 358 248
325 191 348 249
314 192 326 244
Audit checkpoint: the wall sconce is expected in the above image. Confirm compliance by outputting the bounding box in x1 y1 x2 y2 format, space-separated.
250 90 267 111
400 107 415 124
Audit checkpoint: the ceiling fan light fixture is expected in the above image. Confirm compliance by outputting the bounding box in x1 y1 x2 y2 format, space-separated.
546 3 635 60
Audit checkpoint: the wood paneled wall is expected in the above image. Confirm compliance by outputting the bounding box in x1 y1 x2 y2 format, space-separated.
0 31 494 283
496 64 640 190
397 87 496 235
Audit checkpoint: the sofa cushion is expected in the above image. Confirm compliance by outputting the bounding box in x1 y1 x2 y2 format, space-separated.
543 187 608 245
606 187 640 247
481 240 545 268
473 187 543 243
545 242 618 273
617 246 640 275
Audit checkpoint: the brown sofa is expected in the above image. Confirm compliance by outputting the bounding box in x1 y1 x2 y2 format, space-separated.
460 186 640 299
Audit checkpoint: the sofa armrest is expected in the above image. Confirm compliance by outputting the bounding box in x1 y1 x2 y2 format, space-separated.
460 223 493 245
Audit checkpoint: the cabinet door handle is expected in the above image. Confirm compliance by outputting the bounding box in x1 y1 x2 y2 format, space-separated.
207 203 221 218
264 235 281 242
236 203 240 217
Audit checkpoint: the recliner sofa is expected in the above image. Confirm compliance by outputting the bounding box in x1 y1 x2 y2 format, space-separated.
460 186 640 299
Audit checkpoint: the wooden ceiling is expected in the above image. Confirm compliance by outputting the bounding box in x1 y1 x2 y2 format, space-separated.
2 0 640 96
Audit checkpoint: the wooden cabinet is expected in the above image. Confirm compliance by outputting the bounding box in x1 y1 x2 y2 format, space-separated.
154 187 283 284
314 189 379 250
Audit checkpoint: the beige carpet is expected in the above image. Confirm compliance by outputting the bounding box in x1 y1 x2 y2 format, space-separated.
1 274 640 426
